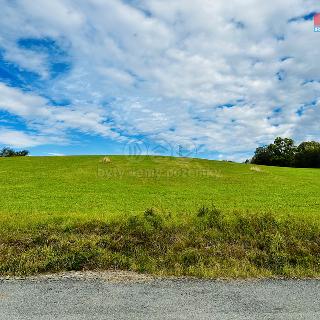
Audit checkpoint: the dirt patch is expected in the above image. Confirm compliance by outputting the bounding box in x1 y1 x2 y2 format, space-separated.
0 270 155 283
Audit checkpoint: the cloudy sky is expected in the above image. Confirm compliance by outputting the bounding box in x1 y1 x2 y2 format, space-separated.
0 0 319 160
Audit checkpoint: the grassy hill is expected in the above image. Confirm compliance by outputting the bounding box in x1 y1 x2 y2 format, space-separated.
0 155 319 277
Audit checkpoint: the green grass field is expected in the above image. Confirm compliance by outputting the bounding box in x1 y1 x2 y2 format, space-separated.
0 155 319 277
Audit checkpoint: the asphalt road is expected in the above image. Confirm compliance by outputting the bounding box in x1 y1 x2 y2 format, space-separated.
0 272 319 320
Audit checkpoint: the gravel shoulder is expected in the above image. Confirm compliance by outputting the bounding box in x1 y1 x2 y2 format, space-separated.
1 271 320 320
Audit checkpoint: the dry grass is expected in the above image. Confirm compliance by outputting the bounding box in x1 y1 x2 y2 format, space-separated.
250 166 263 172
100 156 112 164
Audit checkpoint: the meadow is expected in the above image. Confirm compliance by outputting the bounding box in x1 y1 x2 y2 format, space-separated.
0 155 319 277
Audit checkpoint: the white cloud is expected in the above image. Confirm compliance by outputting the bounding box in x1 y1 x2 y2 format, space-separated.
0 129 48 148
0 83 119 141
0 0 319 158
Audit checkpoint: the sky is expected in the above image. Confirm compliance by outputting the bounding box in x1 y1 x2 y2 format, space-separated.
0 0 319 161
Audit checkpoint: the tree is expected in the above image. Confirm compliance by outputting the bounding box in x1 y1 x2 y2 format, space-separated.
0 147 29 157
251 146 273 165
0 147 15 157
15 150 29 156
268 137 296 167
295 141 320 168
251 137 320 168
251 137 296 167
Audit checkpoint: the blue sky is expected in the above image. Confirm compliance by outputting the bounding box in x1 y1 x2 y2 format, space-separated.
0 0 319 161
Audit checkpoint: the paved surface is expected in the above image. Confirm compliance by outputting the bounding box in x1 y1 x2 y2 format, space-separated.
0 273 319 320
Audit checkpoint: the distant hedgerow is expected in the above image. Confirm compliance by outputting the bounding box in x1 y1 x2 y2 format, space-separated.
0 147 29 157
251 137 320 168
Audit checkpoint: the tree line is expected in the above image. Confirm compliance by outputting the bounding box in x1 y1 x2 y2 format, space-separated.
249 137 320 168
0 147 29 157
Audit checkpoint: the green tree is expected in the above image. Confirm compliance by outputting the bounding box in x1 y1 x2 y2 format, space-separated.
251 137 296 167
268 137 296 167
0 147 29 157
295 141 320 168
